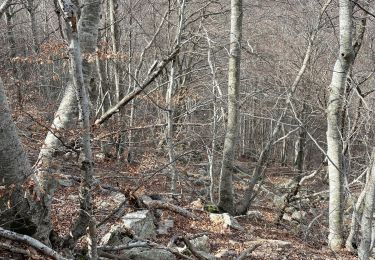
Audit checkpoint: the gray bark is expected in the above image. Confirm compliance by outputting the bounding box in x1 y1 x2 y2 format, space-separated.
25 0 38 53
0 78 31 187
0 78 47 243
0 0 11 18
218 0 243 214
166 0 186 193
56 1 99 257
359 151 375 259
326 0 353 251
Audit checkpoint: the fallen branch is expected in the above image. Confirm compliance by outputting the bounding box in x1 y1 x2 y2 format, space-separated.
102 235 193 260
0 227 70 260
0 242 31 257
145 200 200 220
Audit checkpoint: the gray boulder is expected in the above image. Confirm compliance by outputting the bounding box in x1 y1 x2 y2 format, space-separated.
210 213 244 231
122 210 156 239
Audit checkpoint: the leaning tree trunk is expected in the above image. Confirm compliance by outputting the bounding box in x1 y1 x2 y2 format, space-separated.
326 0 353 251
218 0 243 214
35 0 100 245
0 77 31 197
0 78 46 241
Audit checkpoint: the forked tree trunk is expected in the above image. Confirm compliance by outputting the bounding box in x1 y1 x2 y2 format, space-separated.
326 0 353 251
57 1 99 257
218 0 242 214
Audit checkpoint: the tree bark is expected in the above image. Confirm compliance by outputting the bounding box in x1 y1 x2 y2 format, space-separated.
218 0 243 214
359 151 375 259
326 0 353 251
0 0 11 18
0 77 31 188
57 1 99 257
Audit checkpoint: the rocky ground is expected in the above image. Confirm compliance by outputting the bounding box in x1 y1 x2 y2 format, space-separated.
39 151 357 260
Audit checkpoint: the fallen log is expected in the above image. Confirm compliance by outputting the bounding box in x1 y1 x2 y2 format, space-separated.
0 227 69 260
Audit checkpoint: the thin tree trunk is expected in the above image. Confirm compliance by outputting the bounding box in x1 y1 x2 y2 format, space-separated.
359 151 375 259
57 1 99 257
218 0 243 214
166 0 186 193
25 0 39 53
326 0 353 251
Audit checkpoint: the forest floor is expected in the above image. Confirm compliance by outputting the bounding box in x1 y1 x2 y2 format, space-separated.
2 104 359 259
43 150 357 260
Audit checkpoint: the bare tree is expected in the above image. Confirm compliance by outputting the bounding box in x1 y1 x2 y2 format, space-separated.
326 0 353 251
218 0 243 214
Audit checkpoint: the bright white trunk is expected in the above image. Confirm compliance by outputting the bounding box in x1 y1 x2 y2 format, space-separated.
326 0 353 251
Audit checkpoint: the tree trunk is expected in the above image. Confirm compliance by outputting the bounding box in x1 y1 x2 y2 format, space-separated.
0 78 45 242
326 0 353 251
0 77 31 191
57 1 100 257
166 0 186 193
359 151 375 259
218 0 243 214
0 0 12 18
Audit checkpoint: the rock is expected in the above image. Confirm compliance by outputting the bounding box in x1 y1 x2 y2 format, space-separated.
215 249 237 258
210 213 244 231
190 235 210 252
291 210 306 221
157 219 174 235
246 210 262 219
196 251 217 260
57 178 74 187
175 235 211 256
141 195 153 204
123 248 176 260
95 152 106 161
198 168 207 175
99 225 131 246
285 206 295 213
122 210 156 239
67 194 79 201
282 214 292 222
96 191 126 216
111 191 126 204
273 195 286 209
